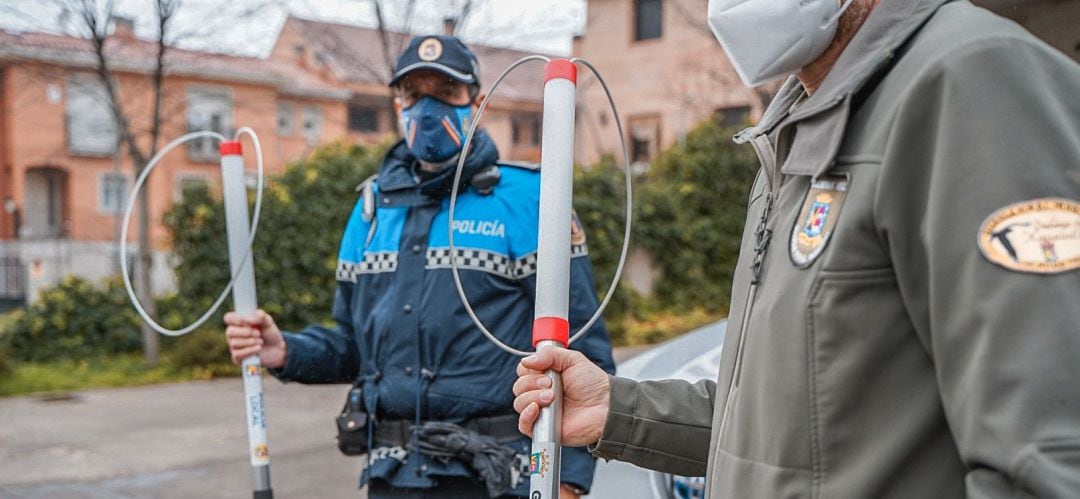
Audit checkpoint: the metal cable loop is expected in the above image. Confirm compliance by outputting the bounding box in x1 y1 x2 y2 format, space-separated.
448 56 633 356
120 129 265 336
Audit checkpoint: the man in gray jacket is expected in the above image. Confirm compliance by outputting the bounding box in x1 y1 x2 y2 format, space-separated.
513 0 1080 496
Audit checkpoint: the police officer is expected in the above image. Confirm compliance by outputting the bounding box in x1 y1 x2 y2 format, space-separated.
515 0 1080 497
226 35 614 498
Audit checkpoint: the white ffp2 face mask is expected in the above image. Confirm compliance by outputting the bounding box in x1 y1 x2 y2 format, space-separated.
708 0 854 87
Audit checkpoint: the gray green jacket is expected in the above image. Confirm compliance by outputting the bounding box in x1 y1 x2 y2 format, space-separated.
591 1 1080 497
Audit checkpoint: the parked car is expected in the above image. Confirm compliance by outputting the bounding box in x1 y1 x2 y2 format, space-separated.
588 320 726 498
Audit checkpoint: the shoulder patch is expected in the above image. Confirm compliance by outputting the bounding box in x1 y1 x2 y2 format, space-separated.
498 160 540 172
790 176 848 268
977 198 1080 274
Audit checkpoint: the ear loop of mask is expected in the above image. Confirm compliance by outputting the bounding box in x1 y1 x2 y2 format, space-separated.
821 0 856 29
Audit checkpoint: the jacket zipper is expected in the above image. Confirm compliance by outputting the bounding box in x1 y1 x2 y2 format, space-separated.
715 133 780 450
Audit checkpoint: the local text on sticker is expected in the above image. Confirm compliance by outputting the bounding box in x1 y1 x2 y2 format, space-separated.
977 198 1080 274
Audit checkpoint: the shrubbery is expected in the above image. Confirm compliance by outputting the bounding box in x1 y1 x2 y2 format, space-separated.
575 120 758 343
0 120 759 377
0 276 142 362
0 278 234 376
634 120 758 315
164 141 382 332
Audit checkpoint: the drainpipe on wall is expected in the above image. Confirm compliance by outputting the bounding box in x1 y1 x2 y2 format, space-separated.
112 133 123 275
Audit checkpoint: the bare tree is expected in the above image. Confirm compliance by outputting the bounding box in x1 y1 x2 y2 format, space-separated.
59 0 179 365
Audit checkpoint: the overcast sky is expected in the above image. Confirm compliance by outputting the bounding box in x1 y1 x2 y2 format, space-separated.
0 0 587 56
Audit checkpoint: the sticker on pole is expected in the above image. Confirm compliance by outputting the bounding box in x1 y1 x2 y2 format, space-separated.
529 448 550 478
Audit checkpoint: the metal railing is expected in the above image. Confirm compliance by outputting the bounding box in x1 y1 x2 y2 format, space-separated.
0 256 26 300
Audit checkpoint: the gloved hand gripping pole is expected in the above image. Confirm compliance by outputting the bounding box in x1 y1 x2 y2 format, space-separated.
220 142 273 499
529 59 578 499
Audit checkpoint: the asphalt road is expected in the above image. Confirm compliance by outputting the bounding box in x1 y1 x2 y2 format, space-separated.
0 346 650 499
0 379 361 499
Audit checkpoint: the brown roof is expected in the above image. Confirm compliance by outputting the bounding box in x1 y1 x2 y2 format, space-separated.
289 17 547 103
0 28 349 100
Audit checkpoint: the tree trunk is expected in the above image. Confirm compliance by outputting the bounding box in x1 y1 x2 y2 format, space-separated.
137 188 158 365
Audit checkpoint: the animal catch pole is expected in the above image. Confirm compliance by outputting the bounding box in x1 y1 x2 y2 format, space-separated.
447 56 633 498
120 129 272 499
528 59 578 499
220 140 273 499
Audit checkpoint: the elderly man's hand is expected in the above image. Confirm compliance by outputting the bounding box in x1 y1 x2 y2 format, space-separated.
513 347 610 447
224 310 286 368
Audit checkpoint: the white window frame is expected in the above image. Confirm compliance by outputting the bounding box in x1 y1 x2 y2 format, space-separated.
66 73 118 156
301 105 323 144
277 101 295 136
98 171 129 215
186 85 234 162
174 172 211 202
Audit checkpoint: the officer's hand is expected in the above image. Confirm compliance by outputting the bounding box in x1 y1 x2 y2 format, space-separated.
513 348 610 447
224 310 286 368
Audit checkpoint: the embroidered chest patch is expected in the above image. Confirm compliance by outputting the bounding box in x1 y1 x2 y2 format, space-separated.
977 198 1080 274
790 176 849 268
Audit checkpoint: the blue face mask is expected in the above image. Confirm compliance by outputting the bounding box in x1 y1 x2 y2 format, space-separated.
400 96 474 164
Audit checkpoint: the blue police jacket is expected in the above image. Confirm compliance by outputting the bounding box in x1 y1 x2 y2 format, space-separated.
271 133 616 495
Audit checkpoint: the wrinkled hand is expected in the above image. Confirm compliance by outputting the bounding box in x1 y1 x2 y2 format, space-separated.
513 347 610 447
224 310 286 368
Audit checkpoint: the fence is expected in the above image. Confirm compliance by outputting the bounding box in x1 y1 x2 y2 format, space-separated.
0 256 26 311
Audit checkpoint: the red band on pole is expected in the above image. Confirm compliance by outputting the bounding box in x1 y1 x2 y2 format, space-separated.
532 317 570 347
544 59 577 85
220 141 243 156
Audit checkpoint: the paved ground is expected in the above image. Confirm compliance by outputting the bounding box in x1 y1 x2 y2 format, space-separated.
0 347 650 499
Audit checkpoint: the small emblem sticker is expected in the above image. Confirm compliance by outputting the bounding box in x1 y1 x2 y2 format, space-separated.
790 176 848 268
977 198 1080 274
529 449 550 478
418 38 442 61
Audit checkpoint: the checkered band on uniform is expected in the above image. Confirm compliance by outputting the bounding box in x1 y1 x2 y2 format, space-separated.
512 253 538 279
426 248 516 279
571 243 589 257
336 251 398 282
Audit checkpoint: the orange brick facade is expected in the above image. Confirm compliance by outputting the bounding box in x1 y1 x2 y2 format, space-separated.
0 20 546 304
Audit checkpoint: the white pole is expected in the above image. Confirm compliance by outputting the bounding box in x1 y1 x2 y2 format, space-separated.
220 140 273 499
530 59 577 499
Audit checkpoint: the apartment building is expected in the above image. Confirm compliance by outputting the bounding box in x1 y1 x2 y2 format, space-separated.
571 0 763 168
0 17 549 308
269 17 547 163
572 0 1080 168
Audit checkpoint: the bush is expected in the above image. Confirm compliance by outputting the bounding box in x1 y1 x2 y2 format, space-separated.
164 141 384 332
0 344 10 376
1 276 142 362
573 157 636 343
634 121 758 315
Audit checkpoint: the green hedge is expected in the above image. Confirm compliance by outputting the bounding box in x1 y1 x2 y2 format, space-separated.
164 141 382 332
0 276 142 362
634 121 758 315
0 120 758 368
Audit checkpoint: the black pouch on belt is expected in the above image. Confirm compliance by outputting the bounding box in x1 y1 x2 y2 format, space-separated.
336 384 369 455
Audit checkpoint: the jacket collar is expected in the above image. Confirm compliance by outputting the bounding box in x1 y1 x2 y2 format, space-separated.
737 0 953 178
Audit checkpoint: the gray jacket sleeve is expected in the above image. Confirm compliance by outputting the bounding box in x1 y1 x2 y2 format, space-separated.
590 376 716 476
876 35 1080 497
